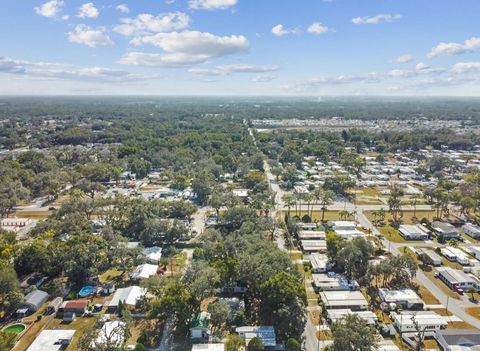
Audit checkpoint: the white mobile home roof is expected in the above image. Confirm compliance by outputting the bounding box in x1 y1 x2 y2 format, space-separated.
298 230 326 240
392 311 447 330
436 267 480 286
334 229 365 239
300 240 326 252
310 253 328 271
131 264 158 280
27 330 76 351
191 344 225 351
320 291 368 309
329 221 357 231
378 288 423 305
108 286 146 307
327 309 377 325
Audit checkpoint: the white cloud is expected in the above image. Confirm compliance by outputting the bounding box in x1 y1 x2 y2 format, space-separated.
452 62 480 74
307 22 329 35
0 56 159 82
395 54 414 63
67 25 114 48
272 24 291 36
415 62 430 71
189 63 279 76
119 30 249 67
253 74 276 82
35 0 64 18
77 3 99 19
188 0 237 10
427 37 480 58
116 4 130 14
352 14 401 25
114 12 189 37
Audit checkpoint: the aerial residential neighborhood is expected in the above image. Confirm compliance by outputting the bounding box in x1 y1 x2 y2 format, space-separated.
2 0 480 350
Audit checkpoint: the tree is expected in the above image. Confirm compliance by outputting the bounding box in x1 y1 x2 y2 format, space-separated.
388 182 404 227
329 314 380 351
130 159 152 179
247 337 264 351
326 232 346 261
282 193 295 217
285 338 301 351
0 180 29 217
225 334 245 351
192 171 214 205
207 300 231 333
260 272 306 341
335 238 373 281
149 282 192 334
315 188 335 222
467 287 476 301
183 262 220 308
0 331 16 351
0 267 23 318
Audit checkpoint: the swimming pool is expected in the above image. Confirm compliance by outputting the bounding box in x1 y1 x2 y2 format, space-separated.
3 324 26 335
78 285 96 297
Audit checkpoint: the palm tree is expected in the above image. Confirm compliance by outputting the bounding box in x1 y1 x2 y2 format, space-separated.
282 193 295 218
339 210 349 220
467 287 476 301
319 189 335 222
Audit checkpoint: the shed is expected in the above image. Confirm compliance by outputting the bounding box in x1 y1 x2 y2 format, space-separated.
46 297 63 315
190 312 211 341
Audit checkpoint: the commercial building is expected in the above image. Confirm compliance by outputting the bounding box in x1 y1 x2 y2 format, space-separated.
319 291 368 311
436 267 480 292
378 288 424 310
398 225 429 240
392 311 447 333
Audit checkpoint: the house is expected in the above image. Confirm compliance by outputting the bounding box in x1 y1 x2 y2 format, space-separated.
378 288 424 310
235 326 276 347
312 273 359 292
441 247 470 265
26 330 75 351
131 264 158 280
17 290 49 316
328 221 357 231
398 225 429 240
392 311 447 333
191 344 225 351
92 321 126 348
436 267 480 292
319 291 368 311
327 309 377 325
309 253 329 273
416 248 442 266
190 312 211 341
435 329 480 351
57 299 89 318
108 286 146 311
467 246 480 261
300 240 326 252
432 221 461 240
463 223 480 240
46 297 63 315
142 246 162 263
298 230 326 240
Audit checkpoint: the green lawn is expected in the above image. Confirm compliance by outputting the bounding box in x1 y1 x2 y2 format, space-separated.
378 226 408 243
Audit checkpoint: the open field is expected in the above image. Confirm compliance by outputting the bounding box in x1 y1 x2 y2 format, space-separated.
378 226 408 243
365 210 437 225
280 210 345 221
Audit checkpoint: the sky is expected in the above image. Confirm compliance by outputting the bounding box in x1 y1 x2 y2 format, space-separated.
1 0 480 96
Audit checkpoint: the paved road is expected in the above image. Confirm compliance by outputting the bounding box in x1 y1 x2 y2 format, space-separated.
189 206 208 243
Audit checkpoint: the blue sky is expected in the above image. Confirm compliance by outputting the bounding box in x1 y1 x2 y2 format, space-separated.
1 0 480 95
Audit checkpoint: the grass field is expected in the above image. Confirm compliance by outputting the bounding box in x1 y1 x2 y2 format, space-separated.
378 226 409 243
364 210 437 225
418 284 440 305
466 307 480 319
